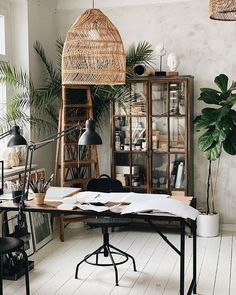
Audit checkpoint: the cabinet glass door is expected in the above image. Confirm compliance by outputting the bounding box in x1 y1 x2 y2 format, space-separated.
114 116 130 151
152 154 168 192
152 83 168 116
131 153 147 191
169 117 185 152
170 153 185 190
131 83 147 116
169 82 185 115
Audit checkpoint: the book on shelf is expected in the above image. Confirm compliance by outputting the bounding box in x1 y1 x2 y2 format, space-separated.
170 160 185 188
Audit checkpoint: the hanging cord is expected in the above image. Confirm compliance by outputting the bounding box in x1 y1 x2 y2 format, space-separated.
93 0 95 9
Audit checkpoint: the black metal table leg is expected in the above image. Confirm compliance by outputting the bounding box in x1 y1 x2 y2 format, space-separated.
180 220 185 295
0 255 2 295
193 219 197 294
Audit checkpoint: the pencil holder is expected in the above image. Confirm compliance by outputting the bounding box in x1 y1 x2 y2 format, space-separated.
34 193 46 205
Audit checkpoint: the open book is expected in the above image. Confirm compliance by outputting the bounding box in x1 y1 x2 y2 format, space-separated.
44 186 82 201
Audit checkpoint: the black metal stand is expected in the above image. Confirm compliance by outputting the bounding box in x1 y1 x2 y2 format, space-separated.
75 226 137 286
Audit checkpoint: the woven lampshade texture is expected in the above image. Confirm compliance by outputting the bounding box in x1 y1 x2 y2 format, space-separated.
209 0 236 21
62 9 126 85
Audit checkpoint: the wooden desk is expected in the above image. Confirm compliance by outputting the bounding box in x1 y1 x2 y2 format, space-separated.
0 199 197 295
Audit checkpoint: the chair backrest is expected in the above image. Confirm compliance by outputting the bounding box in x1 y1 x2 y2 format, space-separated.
86 174 124 193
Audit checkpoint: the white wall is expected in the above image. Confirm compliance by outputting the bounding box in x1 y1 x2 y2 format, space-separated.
27 0 58 177
55 0 236 224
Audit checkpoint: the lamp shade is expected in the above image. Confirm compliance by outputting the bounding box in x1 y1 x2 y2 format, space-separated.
7 126 27 147
78 119 102 145
209 0 236 21
62 8 126 85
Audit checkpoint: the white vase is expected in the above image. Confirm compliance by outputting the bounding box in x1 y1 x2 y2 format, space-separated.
197 213 219 237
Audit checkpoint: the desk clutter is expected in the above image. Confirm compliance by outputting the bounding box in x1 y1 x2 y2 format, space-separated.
49 190 199 220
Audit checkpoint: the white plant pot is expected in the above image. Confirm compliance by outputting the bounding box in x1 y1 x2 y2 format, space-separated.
197 213 219 237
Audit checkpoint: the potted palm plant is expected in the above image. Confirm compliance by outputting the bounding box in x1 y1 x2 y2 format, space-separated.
194 73 236 237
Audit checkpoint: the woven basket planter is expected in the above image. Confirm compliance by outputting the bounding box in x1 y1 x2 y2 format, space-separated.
209 0 236 21
62 9 126 85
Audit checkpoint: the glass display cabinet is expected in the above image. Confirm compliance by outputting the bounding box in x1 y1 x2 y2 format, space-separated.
111 76 194 195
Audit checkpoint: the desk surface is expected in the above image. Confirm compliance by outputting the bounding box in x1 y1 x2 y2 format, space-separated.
0 195 194 222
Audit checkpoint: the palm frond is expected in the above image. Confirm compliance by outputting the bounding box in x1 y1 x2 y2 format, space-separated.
126 41 155 67
0 62 31 90
33 41 61 85
55 38 64 74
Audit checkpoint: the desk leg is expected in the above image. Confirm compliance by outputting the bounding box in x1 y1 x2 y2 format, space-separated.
180 220 185 295
193 219 197 294
0 254 2 295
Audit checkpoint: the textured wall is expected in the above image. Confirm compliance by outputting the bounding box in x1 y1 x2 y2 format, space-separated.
56 0 236 223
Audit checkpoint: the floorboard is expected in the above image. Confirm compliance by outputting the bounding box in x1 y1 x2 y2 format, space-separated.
3 225 236 295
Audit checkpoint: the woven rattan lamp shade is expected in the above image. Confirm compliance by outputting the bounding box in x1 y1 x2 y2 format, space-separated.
62 9 126 85
209 0 236 21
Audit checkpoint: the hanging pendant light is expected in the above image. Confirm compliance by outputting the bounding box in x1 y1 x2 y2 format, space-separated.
209 0 236 21
62 4 126 86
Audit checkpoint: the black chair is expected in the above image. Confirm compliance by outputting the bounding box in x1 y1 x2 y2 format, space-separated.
75 174 136 286
0 237 30 295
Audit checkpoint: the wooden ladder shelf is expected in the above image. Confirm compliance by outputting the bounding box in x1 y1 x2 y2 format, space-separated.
54 85 99 187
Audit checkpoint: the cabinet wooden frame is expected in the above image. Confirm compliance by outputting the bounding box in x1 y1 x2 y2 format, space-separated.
111 75 194 196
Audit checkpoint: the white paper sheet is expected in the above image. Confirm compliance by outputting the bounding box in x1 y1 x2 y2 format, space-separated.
120 197 199 220
45 187 81 201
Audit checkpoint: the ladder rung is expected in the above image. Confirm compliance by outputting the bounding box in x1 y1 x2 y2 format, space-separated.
65 104 92 108
64 117 87 125
66 116 86 122
61 160 97 167
63 178 91 185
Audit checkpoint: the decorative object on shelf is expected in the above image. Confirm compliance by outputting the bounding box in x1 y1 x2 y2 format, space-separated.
167 53 179 76
62 0 125 85
8 148 20 168
133 65 155 77
209 0 236 21
194 73 236 237
155 42 167 76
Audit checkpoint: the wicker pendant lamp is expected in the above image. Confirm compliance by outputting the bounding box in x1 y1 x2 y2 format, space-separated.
209 0 236 21
62 8 126 85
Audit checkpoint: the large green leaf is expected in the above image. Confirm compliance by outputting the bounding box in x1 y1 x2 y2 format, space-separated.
223 128 236 155
214 74 228 94
198 129 215 151
229 81 236 91
204 142 222 160
198 90 222 105
200 88 221 94
194 114 215 130
216 115 233 135
229 109 236 123
221 94 236 107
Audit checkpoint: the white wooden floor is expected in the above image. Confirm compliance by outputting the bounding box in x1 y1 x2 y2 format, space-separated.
3 224 236 295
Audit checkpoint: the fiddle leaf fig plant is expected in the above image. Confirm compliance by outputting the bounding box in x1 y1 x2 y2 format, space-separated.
194 74 236 214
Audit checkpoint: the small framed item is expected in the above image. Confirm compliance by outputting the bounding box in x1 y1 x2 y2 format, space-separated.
0 161 3 195
30 212 52 251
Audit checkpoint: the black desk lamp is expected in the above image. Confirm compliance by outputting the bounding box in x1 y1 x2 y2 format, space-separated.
0 125 27 146
0 126 27 195
17 119 102 225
